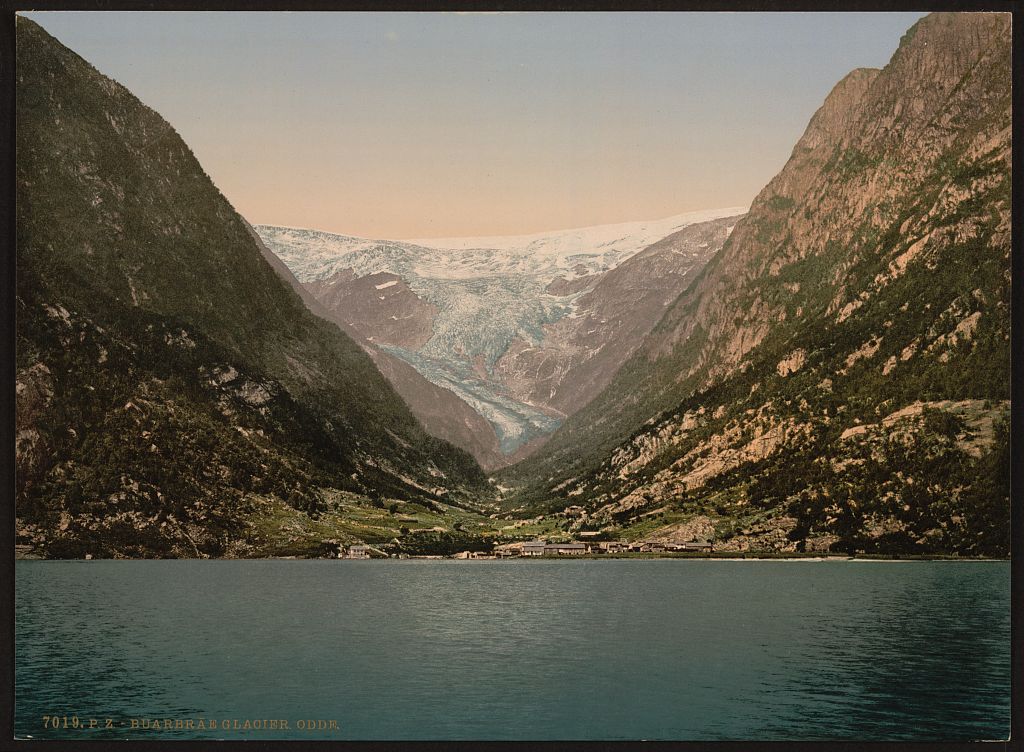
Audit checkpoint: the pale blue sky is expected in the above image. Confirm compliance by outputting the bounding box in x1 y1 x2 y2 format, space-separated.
24 11 927 238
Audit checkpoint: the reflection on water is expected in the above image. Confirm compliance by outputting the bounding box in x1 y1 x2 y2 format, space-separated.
15 560 1010 740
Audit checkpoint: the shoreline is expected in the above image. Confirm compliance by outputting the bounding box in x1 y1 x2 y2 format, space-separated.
14 552 1010 562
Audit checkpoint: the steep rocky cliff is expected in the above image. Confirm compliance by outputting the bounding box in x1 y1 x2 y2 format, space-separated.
15 18 488 557
500 12 1010 556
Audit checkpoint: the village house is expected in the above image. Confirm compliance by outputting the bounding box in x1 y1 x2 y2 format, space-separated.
679 541 713 551
633 541 716 553
492 542 524 558
522 541 547 557
643 542 668 553
544 543 587 556
345 545 372 559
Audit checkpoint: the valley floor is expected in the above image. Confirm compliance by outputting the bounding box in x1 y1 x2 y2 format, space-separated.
14 488 1007 562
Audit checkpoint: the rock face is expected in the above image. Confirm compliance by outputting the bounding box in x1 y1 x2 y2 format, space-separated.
306 271 438 350
15 18 489 558
248 222 508 471
493 217 738 418
500 12 1010 557
256 210 741 466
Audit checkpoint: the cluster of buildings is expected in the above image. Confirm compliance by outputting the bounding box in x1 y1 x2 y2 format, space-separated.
493 539 713 557
338 539 714 560
342 544 379 559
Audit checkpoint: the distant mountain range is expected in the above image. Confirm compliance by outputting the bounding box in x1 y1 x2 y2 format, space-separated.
15 12 1010 558
256 208 743 467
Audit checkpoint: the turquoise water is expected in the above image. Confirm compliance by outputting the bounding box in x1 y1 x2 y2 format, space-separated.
15 560 1010 740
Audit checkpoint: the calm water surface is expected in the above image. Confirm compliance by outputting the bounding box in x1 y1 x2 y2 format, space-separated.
15 559 1010 740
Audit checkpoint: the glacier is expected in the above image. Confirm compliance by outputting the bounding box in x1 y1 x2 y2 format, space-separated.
255 207 745 455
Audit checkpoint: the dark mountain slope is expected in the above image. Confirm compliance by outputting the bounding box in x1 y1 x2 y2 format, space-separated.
15 18 488 557
499 12 1010 556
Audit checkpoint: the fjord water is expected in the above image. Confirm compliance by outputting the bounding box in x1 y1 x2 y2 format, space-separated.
16 560 1009 741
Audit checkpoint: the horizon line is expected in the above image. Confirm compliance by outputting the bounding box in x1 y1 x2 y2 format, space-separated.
253 204 751 246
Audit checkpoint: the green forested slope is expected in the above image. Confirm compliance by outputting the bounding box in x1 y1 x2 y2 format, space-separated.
15 18 487 557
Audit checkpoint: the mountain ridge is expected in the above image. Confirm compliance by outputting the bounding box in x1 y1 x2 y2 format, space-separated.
15 17 489 557
496 11 1010 557
256 209 743 464
15 11 1008 559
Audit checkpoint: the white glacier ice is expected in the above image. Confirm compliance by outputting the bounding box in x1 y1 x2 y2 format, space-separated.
255 207 746 454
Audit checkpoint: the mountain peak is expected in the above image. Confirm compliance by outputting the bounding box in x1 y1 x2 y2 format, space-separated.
795 67 881 152
895 11 1009 68
502 10 1010 559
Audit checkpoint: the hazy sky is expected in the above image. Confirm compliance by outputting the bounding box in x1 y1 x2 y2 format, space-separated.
25 11 926 239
